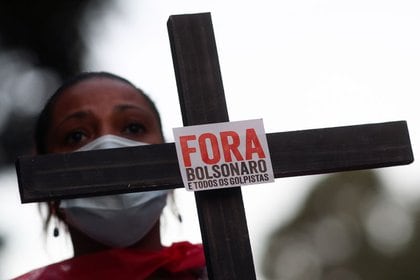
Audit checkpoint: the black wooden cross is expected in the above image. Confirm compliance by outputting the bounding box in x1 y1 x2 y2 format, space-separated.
16 13 413 280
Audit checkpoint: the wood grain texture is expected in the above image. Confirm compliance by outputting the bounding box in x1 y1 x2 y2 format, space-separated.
268 120 413 178
17 121 413 202
167 13 256 280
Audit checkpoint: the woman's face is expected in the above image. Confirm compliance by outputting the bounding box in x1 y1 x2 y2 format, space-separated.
46 77 163 153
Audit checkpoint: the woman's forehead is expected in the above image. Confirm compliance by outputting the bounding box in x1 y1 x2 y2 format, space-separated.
61 77 140 97
55 77 150 109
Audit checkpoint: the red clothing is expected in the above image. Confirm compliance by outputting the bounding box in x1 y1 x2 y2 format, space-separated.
14 242 206 280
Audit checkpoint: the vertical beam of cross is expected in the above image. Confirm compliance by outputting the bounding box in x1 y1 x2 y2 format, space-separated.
168 13 257 279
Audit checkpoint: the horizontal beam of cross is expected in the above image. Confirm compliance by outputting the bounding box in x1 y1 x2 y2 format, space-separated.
17 120 413 203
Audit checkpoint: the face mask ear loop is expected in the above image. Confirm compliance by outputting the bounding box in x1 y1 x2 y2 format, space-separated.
50 201 60 237
168 191 182 223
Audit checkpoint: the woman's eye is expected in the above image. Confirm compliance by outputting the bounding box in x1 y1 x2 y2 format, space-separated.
124 123 145 134
65 131 86 144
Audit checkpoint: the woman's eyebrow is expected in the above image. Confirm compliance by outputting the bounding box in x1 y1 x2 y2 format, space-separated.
114 104 147 113
56 111 92 128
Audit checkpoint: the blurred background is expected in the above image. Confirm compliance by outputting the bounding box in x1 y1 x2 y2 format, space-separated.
0 1 419 279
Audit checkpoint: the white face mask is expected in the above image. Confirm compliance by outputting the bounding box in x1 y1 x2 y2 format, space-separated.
59 135 169 248
76 134 148 151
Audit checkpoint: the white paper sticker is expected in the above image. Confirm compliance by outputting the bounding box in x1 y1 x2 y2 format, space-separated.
173 119 274 191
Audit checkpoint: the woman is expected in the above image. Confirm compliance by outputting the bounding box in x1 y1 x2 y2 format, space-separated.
15 72 206 279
